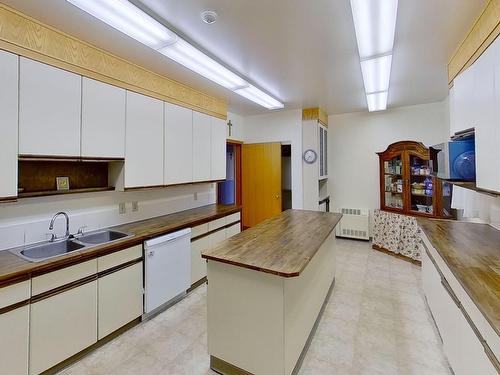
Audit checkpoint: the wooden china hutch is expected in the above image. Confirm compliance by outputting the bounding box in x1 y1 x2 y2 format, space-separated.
377 141 447 219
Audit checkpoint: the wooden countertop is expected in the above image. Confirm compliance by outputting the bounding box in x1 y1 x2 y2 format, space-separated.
417 218 500 335
0 204 240 287
202 210 342 277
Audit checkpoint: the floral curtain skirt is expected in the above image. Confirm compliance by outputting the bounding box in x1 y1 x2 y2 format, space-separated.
372 209 421 261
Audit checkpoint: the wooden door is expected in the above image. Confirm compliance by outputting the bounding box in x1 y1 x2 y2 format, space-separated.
242 143 282 228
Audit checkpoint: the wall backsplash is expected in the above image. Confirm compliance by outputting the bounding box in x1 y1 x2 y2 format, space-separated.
0 183 216 251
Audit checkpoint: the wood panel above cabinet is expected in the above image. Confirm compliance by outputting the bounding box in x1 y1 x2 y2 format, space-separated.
19 57 82 157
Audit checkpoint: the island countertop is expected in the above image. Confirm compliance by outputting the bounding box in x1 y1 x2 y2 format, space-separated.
417 218 500 335
202 210 342 277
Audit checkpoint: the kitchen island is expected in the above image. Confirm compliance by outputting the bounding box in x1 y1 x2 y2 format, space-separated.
202 210 342 375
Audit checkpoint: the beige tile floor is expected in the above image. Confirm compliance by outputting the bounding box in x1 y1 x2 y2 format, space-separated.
58 239 452 375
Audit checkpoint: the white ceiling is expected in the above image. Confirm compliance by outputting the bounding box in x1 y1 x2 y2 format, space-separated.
2 0 486 116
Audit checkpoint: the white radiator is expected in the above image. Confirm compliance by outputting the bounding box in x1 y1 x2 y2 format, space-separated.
335 208 370 240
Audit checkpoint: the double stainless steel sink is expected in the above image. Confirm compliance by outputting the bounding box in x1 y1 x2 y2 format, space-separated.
11 230 133 262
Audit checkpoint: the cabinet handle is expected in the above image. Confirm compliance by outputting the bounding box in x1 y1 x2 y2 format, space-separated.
440 276 461 309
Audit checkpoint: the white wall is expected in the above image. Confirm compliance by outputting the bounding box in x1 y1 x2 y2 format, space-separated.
328 101 449 213
243 109 303 209
227 112 244 142
0 184 215 251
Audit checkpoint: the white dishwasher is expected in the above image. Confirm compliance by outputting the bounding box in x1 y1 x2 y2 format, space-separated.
144 228 191 316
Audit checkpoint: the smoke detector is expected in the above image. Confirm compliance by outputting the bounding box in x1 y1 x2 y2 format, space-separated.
201 10 217 24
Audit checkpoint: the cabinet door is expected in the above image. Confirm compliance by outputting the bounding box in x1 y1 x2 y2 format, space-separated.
164 103 193 185
98 262 143 339
211 117 227 180
0 51 18 200
125 91 164 188
81 78 126 158
0 305 29 375
380 152 404 212
193 111 212 182
226 223 241 238
191 236 210 284
474 42 497 192
19 58 81 157
30 281 97 375
452 63 476 135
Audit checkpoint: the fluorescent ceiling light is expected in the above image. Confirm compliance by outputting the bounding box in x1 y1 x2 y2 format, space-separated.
66 0 283 110
235 85 284 110
366 91 388 112
158 38 247 90
350 0 399 59
66 0 176 49
360 55 392 94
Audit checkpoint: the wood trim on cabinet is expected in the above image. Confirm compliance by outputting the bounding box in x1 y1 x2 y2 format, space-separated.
0 196 17 203
191 221 241 242
372 244 422 266
31 274 98 303
188 276 207 293
0 298 30 315
0 4 227 119
124 179 225 191
448 0 500 83
97 258 143 279
18 155 125 162
302 107 328 127
0 273 30 289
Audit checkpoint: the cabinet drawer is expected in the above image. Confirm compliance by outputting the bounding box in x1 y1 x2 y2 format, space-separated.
191 223 209 238
0 280 30 309
208 217 227 232
209 228 227 247
98 262 143 339
225 212 241 225
98 245 142 272
32 259 97 296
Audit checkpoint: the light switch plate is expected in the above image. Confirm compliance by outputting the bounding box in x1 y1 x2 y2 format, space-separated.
194 192 198 201
132 201 139 212
119 202 126 215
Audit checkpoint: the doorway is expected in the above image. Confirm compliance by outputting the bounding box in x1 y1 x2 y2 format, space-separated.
218 141 242 206
281 144 292 211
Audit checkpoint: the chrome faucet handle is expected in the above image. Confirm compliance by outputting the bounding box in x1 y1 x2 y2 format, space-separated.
46 233 57 242
77 226 87 236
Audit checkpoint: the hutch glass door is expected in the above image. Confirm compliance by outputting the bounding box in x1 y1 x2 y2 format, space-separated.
408 154 434 216
383 154 404 211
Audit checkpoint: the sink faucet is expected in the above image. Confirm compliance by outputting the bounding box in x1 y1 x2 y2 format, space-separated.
48 212 70 241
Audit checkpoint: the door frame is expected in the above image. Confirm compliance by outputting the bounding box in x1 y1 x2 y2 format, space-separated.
217 140 242 206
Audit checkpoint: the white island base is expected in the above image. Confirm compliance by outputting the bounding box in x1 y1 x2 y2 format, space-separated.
206 232 337 375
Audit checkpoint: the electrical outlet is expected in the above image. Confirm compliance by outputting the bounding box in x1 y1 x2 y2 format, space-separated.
119 202 126 215
194 192 198 201
132 201 139 212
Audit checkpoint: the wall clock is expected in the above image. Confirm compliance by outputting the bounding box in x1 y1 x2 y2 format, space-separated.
303 149 317 164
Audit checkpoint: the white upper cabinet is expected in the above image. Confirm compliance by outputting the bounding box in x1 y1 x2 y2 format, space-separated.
125 91 164 188
0 51 18 199
19 57 81 157
193 111 212 182
164 103 193 185
452 61 476 135
211 117 227 180
473 39 497 192
81 78 126 158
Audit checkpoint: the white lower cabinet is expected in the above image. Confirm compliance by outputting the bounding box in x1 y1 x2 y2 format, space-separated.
29 281 98 375
191 236 210 284
421 239 498 375
0 305 29 375
98 262 143 339
226 223 241 238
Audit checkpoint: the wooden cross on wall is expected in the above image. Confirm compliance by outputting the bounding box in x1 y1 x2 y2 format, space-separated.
227 120 233 137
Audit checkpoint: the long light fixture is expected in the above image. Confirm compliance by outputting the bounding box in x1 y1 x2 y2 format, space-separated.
66 0 284 110
350 0 398 112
